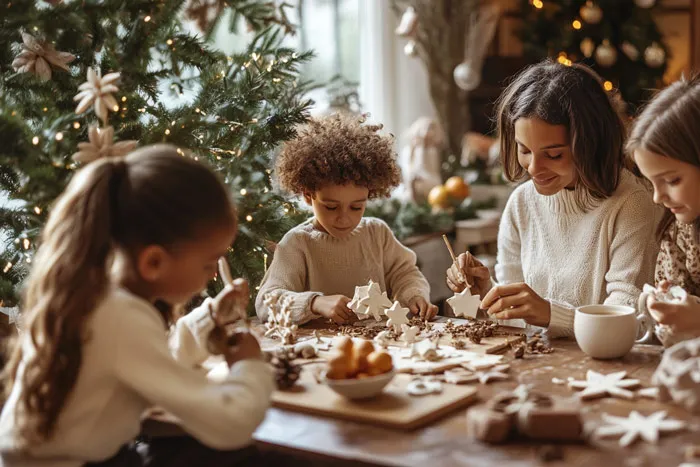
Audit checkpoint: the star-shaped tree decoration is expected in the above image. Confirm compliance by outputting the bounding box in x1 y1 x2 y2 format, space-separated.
385 301 409 333
594 411 686 447
12 32 75 81
476 364 510 384
568 370 640 401
446 287 481 319
373 330 392 349
74 68 121 124
400 324 420 346
460 354 504 371
72 126 138 163
348 280 373 319
359 281 393 321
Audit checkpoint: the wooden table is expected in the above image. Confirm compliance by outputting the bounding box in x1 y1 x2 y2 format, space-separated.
147 319 700 467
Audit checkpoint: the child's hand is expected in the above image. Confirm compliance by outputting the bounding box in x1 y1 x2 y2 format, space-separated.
408 296 438 321
446 252 492 298
224 331 262 367
311 295 357 324
211 279 249 325
647 294 700 334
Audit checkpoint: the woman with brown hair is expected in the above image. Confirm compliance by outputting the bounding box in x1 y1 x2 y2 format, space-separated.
447 60 660 338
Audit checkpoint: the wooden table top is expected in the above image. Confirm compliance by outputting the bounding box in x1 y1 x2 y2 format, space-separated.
147 318 700 467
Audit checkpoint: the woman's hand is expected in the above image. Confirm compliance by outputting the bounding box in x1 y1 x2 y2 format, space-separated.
445 252 492 298
480 282 550 328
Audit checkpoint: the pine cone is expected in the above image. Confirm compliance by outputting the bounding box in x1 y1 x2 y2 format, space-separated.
270 353 301 390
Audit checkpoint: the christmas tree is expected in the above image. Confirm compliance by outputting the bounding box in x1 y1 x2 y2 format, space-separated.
518 0 668 112
0 1 312 309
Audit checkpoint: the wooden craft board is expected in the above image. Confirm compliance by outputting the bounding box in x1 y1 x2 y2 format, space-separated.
271 367 479 430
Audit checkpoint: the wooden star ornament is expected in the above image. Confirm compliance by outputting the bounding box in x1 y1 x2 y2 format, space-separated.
568 370 640 401
594 410 686 447
12 32 75 81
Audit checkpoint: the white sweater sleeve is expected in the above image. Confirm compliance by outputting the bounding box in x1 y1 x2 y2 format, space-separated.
603 190 658 307
115 306 274 450
378 220 431 305
495 194 525 285
170 299 216 368
255 233 321 325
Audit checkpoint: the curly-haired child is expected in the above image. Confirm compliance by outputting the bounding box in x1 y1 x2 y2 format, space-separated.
255 115 437 325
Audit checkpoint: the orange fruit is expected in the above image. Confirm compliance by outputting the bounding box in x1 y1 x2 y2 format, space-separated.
444 176 470 200
367 351 393 375
428 185 450 208
335 336 353 356
353 340 375 373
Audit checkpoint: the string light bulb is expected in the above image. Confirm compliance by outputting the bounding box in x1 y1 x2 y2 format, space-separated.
34 206 42 214
246 215 253 222
165 129 171 135
32 136 39 145
22 239 30 250
55 132 63 141
73 122 81 129
3 262 12 273
167 39 173 45
573 20 582 29
144 15 151 22
603 80 613 91
240 189 247 195
533 0 544 8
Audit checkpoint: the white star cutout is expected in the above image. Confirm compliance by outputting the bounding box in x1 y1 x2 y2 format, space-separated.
359 282 392 320
460 354 504 371
476 364 510 384
568 370 640 400
348 280 373 319
400 324 420 346
595 410 686 447
446 288 481 319
385 301 410 333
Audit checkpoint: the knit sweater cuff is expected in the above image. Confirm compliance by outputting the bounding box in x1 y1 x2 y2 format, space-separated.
286 291 323 325
398 287 430 306
548 300 575 339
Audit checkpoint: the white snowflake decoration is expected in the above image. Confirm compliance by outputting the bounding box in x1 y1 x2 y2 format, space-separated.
568 370 640 400
594 410 686 447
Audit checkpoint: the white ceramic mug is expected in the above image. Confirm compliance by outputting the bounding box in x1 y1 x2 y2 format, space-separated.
574 305 652 359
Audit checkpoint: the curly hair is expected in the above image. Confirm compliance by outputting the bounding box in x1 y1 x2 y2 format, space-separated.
275 114 402 199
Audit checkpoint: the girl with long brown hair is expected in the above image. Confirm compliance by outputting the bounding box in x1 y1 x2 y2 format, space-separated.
0 145 273 466
628 75 700 343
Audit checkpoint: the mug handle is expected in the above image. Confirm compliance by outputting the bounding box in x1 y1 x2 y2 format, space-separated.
635 293 654 344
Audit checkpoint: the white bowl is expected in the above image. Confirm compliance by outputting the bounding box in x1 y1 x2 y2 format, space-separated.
324 370 395 400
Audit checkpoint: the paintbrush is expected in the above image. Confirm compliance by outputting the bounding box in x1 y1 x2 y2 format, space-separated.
442 234 471 289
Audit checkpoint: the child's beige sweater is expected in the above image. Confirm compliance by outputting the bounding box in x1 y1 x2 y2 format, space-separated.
255 217 431 324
